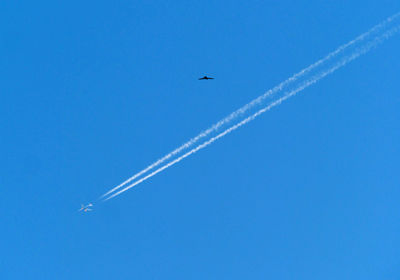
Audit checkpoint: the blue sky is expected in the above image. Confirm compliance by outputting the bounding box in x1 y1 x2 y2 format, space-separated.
1 1 399 279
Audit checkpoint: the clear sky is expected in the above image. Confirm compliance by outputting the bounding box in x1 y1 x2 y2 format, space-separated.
1 1 399 279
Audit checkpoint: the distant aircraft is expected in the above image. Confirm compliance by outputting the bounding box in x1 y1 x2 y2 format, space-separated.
79 203 93 212
198 76 214 80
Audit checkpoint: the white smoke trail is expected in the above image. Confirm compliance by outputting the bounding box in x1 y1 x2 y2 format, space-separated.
104 24 400 201
100 12 400 199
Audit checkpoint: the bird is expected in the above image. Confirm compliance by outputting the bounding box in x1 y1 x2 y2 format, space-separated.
198 75 214 80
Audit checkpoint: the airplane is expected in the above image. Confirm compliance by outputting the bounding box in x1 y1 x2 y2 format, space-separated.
79 203 93 212
198 75 214 80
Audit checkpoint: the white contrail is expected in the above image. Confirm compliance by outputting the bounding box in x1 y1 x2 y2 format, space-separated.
100 12 400 199
104 24 400 201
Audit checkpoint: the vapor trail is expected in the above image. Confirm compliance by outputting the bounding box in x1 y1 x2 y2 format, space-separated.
104 24 400 201
100 12 400 199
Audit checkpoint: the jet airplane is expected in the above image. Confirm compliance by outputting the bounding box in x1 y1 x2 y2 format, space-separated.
79 203 93 212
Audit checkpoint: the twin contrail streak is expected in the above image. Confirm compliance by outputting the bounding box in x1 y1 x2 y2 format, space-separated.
101 13 400 201
100 12 400 199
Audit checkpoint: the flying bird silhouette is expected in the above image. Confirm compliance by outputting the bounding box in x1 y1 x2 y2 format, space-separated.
198 76 214 80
